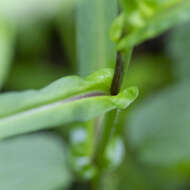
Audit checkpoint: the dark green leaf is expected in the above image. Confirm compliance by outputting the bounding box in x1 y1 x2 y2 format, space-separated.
0 23 14 89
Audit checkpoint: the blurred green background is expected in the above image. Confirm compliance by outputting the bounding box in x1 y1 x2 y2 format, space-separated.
1 0 190 190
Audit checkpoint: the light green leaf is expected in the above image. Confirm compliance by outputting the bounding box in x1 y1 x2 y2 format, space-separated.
0 133 71 190
111 0 190 50
0 23 14 89
128 82 190 166
77 0 117 76
0 69 138 139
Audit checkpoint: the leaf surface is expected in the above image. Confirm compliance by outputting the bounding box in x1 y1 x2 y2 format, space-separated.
111 0 190 50
167 22 190 80
77 0 117 76
0 133 71 190
0 69 138 139
128 82 190 166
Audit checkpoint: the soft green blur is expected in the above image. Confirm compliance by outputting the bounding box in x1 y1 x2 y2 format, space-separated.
0 0 190 190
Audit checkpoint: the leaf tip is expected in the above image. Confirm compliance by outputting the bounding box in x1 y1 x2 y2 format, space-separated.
112 86 139 109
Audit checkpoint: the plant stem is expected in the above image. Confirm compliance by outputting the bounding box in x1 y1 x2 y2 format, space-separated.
92 48 133 184
92 110 118 166
111 49 133 95
91 109 118 190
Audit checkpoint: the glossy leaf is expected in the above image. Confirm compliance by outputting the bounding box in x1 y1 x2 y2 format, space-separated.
0 69 138 139
0 133 71 190
77 0 117 76
111 0 190 50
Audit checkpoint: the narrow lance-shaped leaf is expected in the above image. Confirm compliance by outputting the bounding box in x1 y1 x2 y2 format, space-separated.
77 0 117 76
110 0 190 50
0 69 138 139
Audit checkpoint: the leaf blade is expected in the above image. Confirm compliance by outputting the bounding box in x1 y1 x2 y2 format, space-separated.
128 82 190 166
0 133 71 190
0 69 138 139
112 0 190 50
77 0 117 76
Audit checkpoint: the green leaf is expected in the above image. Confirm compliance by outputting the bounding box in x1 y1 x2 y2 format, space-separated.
111 0 190 50
0 69 138 139
0 23 14 89
167 22 190 80
0 133 71 190
77 0 117 76
128 82 190 166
